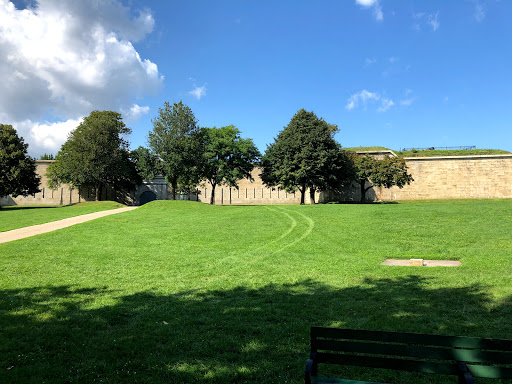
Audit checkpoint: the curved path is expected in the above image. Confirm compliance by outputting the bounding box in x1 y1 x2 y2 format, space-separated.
0 207 137 244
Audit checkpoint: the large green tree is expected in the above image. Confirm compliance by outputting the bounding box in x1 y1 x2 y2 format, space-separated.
351 153 414 202
148 101 201 199
261 109 354 204
199 125 260 205
131 146 161 181
47 111 139 201
0 124 40 203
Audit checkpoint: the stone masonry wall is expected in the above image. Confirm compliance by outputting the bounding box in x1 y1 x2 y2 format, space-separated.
2 155 512 206
376 154 512 201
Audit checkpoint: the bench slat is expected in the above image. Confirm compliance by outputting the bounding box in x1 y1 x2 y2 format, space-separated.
467 364 512 379
311 377 387 384
312 327 512 351
315 352 459 376
313 339 512 365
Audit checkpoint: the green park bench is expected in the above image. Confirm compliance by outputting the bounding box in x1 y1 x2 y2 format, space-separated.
306 327 512 383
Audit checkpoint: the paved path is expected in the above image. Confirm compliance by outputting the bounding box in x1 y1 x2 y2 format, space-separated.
0 207 137 244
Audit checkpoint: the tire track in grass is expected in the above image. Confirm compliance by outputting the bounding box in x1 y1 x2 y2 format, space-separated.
270 207 315 254
200 205 298 268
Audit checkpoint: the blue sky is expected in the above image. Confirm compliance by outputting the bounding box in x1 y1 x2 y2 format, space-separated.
2 0 511 155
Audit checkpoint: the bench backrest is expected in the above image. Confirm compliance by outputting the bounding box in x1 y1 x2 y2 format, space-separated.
311 327 512 379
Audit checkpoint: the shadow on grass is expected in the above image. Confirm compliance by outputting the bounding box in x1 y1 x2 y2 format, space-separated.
1 277 511 383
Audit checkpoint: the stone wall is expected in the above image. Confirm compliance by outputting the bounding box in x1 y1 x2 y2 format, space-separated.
377 154 512 201
195 168 323 205
2 155 512 206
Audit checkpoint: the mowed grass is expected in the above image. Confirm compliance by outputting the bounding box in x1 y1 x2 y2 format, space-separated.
0 201 126 232
1 200 511 383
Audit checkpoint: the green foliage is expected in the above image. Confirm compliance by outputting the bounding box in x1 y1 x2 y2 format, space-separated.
148 101 201 197
351 154 413 202
198 125 260 204
40 153 55 160
0 124 40 199
131 146 161 180
47 111 140 201
261 109 354 204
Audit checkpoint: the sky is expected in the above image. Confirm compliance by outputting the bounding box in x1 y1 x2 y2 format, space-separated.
1 0 511 157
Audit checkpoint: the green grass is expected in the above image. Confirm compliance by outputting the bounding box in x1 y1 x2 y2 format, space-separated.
343 146 392 152
0 201 126 232
1 200 511 383
398 149 510 157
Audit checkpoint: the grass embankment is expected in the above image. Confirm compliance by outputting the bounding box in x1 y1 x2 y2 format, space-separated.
398 149 510 157
343 146 392 152
0 201 125 232
1 200 511 383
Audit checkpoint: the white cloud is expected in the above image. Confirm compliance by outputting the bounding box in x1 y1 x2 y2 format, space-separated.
13 118 81 155
365 57 376 66
188 85 207 100
473 1 486 22
346 90 382 111
399 89 414 106
123 104 150 122
428 12 440 31
346 89 404 112
0 0 163 155
377 98 394 112
355 0 383 21
413 11 440 32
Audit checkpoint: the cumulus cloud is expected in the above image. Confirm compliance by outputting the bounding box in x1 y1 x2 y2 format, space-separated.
355 0 383 21
14 118 82 156
189 85 207 100
346 89 396 112
123 104 150 122
0 0 163 155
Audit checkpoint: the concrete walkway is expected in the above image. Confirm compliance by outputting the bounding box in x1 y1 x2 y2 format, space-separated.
0 207 137 244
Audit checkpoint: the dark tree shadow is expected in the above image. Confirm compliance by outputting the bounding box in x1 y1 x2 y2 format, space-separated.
1 277 511 383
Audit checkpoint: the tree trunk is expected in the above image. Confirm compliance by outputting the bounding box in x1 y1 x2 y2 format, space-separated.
360 180 366 203
96 183 103 201
210 183 216 205
360 180 374 203
299 184 306 205
170 181 177 200
309 187 316 205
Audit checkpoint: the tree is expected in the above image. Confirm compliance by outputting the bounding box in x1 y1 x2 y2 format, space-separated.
148 101 201 199
351 153 414 203
198 125 260 205
40 153 54 160
0 124 40 203
131 146 161 180
47 111 140 201
260 109 354 204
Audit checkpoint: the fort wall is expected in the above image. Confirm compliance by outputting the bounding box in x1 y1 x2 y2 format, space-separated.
2 154 511 206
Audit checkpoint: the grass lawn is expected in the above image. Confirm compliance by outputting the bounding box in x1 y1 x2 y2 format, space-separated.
0 201 126 232
1 200 511 383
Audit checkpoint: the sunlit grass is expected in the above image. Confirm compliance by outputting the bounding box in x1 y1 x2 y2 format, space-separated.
0 201 126 232
1 199 511 383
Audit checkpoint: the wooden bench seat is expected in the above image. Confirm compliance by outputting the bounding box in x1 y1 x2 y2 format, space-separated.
306 327 512 383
